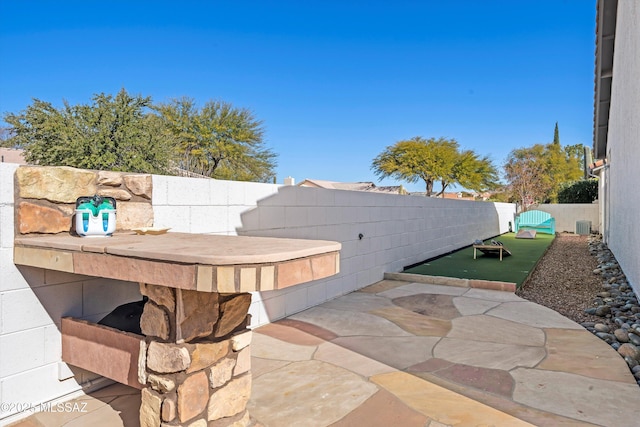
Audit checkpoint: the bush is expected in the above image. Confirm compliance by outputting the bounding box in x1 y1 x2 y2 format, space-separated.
557 179 598 203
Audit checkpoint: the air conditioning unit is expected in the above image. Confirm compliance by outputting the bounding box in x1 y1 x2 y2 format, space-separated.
576 220 591 235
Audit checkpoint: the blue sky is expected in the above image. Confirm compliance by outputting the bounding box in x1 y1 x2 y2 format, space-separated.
0 1 596 192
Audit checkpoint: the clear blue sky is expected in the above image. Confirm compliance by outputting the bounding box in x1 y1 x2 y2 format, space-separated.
0 1 596 193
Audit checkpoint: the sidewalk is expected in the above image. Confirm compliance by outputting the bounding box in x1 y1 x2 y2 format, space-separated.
9 278 640 426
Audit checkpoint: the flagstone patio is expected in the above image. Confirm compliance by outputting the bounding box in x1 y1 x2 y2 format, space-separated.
10 278 640 427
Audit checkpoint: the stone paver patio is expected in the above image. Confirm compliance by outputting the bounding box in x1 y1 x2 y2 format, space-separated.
10 278 640 427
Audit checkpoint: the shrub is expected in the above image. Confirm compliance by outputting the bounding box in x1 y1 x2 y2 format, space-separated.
557 179 598 203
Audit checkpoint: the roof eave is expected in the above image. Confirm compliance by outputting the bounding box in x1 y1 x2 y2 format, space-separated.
593 0 618 160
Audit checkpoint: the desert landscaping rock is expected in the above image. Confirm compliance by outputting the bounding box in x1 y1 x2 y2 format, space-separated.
596 332 616 344
594 323 610 332
618 343 640 361
518 234 640 387
516 234 604 323
583 236 640 383
614 328 630 342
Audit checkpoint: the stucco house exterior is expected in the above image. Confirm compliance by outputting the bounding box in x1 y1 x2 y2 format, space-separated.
0 148 26 165
592 0 640 296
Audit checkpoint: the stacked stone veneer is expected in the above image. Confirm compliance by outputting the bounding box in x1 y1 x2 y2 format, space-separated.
138 283 253 427
15 165 153 234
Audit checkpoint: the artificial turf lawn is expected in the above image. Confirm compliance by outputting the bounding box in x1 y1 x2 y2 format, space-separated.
404 232 555 287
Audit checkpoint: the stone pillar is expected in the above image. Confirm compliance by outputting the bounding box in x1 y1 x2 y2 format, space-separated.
138 283 254 427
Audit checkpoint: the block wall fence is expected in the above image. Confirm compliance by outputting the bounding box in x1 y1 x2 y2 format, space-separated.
531 203 600 234
0 164 516 424
151 175 515 327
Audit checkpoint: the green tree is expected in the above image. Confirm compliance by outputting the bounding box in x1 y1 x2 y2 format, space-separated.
0 127 13 145
371 136 498 196
486 188 511 203
504 124 586 207
557 179 598 203
553 122 560 146
157 98 277 182
543 123 583 201
3 89 173 173
563 143 585 178
504 144 552 209
449 150 499 196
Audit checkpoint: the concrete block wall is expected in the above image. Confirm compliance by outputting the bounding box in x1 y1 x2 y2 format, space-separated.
0 164 143 424
532 203 600 233
152 176 515 327
239 186 514 325
151 175 280 234
151 175 287 328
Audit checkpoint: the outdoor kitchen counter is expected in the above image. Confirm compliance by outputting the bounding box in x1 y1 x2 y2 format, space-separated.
13 232 342 426
13 232 341 292
10 166 343 426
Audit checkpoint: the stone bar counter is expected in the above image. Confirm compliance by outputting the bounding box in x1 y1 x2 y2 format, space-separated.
14 232 341 427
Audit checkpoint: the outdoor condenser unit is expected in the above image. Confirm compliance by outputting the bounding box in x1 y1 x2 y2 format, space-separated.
576 220 591 235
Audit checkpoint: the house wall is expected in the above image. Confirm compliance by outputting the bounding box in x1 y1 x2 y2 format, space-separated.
0 166 515 423
531 203 600 233
606 1 640 295
0 148 26 165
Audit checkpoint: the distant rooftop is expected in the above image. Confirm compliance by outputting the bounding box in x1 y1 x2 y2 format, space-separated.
409 191 490 201
299 178 407 194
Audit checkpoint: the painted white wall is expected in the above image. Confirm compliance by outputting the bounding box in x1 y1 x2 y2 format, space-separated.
151 175 280 235
606 1 640 296
532 203 600 233
240 187 515 326
152 176 515 327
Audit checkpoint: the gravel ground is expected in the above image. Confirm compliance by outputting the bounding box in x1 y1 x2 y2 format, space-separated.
516 233 603 324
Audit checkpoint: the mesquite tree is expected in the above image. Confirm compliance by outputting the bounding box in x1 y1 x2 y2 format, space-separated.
371 136 498 196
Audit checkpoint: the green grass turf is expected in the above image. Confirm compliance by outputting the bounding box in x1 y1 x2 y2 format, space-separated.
404 232 555 286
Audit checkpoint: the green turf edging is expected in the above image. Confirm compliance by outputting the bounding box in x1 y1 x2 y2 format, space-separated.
403 232 555 287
